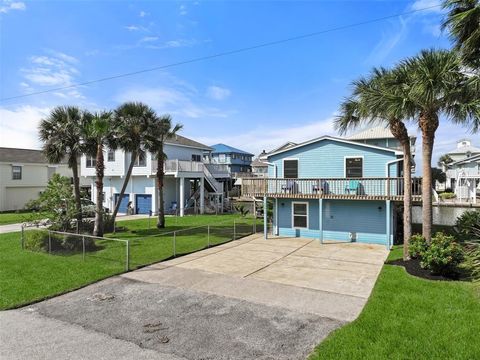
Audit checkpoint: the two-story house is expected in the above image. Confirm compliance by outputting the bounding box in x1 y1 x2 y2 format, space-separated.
0 147 88 211
80 135 223 216
207 144 254 175
242 136 418 248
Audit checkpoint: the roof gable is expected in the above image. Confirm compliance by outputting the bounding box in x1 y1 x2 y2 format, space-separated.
165 135 212 151
267 136 402 158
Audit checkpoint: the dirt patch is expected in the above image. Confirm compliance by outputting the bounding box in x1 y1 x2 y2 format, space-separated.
387 258 455 281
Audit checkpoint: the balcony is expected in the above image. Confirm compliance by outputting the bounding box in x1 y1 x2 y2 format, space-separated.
241 177 422 201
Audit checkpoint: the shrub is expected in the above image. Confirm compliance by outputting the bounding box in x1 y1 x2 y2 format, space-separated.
409 234 428 259
439 192 456 200
24 230 61 251
421 232 464 276
455 210 480 241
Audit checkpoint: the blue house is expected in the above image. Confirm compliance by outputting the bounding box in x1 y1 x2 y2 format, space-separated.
242 136 421 248
208 144 254 174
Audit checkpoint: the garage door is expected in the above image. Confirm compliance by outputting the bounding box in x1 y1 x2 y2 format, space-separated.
114 193 130 214
135 194 152 214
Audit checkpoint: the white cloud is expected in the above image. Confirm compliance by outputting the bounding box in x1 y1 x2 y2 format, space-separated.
206 86 231 100
139 36 159 43
410 0 443 13
365 17 409 65
422 23 442 37
0 105 51 149
179 4 187 16
20 50 83 99
115 86 232 119
139 10 147 17
0 1 26 14
145 38 208 50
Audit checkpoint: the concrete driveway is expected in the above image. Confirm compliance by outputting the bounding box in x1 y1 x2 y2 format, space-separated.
1 234 388 360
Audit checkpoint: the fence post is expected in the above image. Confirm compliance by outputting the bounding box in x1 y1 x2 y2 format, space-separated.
82 235 85 262
173 232 176 257
233 220 236 240
207 225 210 248
126 240 130 271
48 231 51 254
21 225 24 250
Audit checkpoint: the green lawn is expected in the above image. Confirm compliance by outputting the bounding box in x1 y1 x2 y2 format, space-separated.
0 211 50 225
310 245 480 360
0 214 259 310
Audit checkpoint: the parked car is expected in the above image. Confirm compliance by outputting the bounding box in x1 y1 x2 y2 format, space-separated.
81 199 109 218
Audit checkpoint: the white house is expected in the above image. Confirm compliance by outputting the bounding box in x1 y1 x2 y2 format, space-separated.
0 147 87 211
80 135 224 216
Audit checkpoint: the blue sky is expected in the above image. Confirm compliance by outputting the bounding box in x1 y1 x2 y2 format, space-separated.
0 0 478 173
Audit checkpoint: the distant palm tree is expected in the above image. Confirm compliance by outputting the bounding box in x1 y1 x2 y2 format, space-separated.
39 106 88 229
110 102 156 222
437 154 454 168
398 49 479 241
442 0 480 68
336 68 414 260
144 114 182 228
84 111 114 237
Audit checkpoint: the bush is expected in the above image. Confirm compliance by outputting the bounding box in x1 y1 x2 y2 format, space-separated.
24 230 96 253
409 234 428 259
420 232 464 276
439 192 456 200
455 210 480 241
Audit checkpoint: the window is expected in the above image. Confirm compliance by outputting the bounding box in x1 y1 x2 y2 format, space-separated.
283 159 298 178
12 166 22 180
86 156 96 168
292 202 308 228
134 150 146 167
345 157 363 178
191 154 201 162
107 149 115 162
219 154 226 163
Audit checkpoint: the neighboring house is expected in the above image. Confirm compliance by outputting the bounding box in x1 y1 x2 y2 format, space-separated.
258 142 297 162
207 144 254 175
442 140 480 202
251 159 269 177
348 126 417 173
241 136 416 247
0 147 86 211
80 135 223 216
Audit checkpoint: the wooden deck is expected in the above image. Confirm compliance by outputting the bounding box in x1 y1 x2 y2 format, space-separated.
241 177 422 201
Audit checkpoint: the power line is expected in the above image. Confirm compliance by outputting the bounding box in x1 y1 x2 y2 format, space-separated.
0 4 442 102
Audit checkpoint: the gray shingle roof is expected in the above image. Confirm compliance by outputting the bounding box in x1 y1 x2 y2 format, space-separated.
166 135 212 151
0 147 67 164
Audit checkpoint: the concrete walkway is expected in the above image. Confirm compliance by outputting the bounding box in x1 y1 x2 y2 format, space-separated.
0 234 388 359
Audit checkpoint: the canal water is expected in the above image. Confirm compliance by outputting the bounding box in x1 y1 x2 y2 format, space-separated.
412 205 479 226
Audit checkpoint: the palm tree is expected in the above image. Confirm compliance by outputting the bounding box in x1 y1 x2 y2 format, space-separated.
110 102 156 222
336 68 414 260
144 114 182 228
437 154 453 168
398 49 479 241
39 106 88 229
84 111 114 237
442 0 480 68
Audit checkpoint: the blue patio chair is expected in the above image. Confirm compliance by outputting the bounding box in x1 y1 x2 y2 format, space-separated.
321 180 329 194
345 179 360 194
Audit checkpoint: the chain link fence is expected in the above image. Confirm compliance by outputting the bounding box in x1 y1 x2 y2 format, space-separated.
21 216 263 272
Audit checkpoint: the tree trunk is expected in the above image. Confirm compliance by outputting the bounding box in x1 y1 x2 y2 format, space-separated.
93 144 105 237
388 119 413 260
71 157 83 233
111 149 137 222
419 112 439 242
156 148 165 229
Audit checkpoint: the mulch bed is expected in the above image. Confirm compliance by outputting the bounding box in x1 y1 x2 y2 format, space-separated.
386 257 456 281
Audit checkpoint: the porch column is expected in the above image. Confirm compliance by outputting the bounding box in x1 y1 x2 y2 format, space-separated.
199 176 205 214
179 177 185 217
386 200 391 249
263 196 268 239
275 198 279 236
319 198 323 243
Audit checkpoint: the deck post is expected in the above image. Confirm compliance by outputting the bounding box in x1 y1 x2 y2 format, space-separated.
179 177 185 217
385 200 391 249
319 198 323 244
263 196 268 239
275 198 279 236
199 177 205 214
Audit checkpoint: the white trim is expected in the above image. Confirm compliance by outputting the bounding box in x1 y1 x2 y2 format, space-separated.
164 141 212 152
344 156 364 178
292 201 309 229
282 158 299 178
385 158 403 177
267 135 402 158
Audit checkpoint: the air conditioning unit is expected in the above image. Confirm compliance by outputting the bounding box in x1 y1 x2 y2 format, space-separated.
349 232 357 242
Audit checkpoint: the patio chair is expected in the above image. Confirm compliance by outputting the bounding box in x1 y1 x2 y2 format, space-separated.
282 180 296 193
313 181 329 195
345 179 360 195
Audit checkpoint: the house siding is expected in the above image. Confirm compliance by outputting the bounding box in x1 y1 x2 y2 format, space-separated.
268 139 398 178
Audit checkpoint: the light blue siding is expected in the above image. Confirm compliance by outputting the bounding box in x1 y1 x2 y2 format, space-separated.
268 139 398 178
275 199 392 245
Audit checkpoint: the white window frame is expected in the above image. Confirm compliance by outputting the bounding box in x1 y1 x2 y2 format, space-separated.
134 150 147 167
282 158 299 178
12 165 22 180
344 155 364 178
86 156 96 168
292 201 309 229
107 149 115 162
